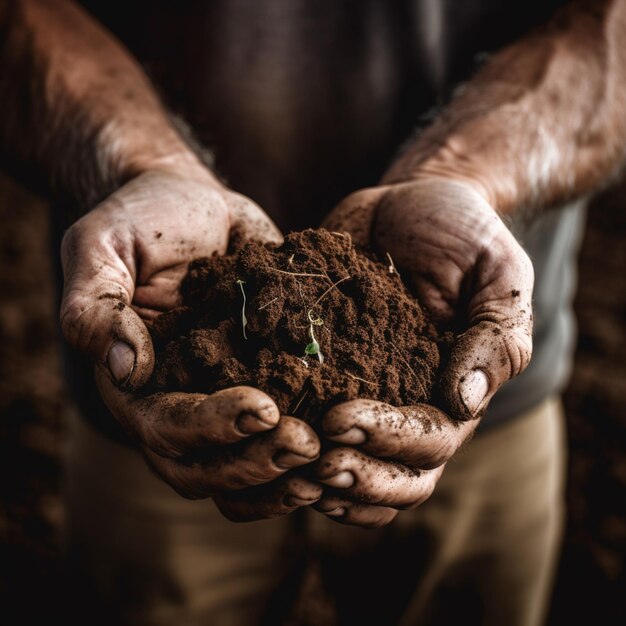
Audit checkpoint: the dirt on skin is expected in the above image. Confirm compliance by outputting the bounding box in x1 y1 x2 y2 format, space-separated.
148 228 448 423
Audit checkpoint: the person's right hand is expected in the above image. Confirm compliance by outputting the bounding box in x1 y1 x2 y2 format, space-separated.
60 160 322 511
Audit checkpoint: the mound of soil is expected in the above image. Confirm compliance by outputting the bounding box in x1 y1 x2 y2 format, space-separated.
149 229 446 423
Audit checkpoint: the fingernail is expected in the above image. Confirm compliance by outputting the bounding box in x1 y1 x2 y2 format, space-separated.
325 506 346 517
236 413 275 435
284 495 319 507
458 369 489 416
326 427 367 445
320 471 354 488
274 452 317 469
107 341 135 383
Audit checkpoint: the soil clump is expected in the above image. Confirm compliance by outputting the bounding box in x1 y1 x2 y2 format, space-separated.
149 229 446 423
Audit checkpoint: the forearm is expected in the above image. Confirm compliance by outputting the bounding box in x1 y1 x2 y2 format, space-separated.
384 0 626 214
0 0 209 210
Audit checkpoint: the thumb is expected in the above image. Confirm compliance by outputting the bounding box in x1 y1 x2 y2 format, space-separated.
225 192 283 249
440 226 535 420
322 186 390 246
60 218 154 390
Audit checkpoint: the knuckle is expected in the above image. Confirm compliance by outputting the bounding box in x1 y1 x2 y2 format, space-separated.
59 292 81 332
59 291 94 347
404 495 427 510
418 478 438 506
266 478 291 501
60 221 84 261
142 425 184 459
364 516 395 529
163 465 207 500
518 247 535 280
505 329 533 378
237 459 280 487
286 476 322 500
345 506 396 529
396 468 438 509
409 471 440 508
421 437 457 468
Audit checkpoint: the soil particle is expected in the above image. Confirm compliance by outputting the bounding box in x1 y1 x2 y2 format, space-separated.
148 229 449 424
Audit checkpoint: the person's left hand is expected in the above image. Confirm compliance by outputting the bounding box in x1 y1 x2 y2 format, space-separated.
313 399 476 527
313 177 534 527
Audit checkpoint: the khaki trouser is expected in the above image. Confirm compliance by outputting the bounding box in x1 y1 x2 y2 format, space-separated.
63 398 566 626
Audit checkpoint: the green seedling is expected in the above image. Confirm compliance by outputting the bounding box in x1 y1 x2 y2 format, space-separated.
236 279 248 339
303 310 324 364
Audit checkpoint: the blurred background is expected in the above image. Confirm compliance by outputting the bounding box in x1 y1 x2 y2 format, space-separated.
0 168 624 625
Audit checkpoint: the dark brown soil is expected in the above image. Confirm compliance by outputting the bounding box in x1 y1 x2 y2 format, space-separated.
148 229 444 423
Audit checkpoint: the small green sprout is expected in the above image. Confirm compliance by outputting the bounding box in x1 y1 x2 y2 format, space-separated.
236 279 248 340
303 310 324 364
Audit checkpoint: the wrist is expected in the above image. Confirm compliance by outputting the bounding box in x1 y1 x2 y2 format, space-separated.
108 119 223 187
384 150 497 213
81 114 226 211
127 149 223 190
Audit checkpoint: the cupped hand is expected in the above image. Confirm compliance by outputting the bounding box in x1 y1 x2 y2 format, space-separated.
60 162 322 514
316 177 534 526
61 163 281 387
98 377 322 513
312 399 475 528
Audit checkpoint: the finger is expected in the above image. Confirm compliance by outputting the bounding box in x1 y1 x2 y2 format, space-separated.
322 400 476 469
144 416 320 498
314 495 398 529
61 217 154 389
321 186 390 246
132 264 187 314
97 371 280 455
316 447 445 509
226 192 283 248
440 226 534 420
214 475 322 522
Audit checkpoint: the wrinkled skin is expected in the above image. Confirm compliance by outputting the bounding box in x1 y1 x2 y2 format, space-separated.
307 177 535 528
60 164 323 519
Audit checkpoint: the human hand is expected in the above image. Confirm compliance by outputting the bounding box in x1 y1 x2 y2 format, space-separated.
314 177 533 527
61 162 321 512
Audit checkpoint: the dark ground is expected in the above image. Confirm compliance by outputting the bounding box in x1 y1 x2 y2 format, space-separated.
0 170 624 625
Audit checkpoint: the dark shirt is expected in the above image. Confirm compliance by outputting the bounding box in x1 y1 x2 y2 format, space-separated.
71 0 583 437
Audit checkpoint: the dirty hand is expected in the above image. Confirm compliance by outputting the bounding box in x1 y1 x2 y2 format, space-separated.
314 177 534 527
61 163 321 512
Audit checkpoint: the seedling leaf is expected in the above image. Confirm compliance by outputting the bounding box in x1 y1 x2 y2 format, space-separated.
305 341 319 356
304 319 324 364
